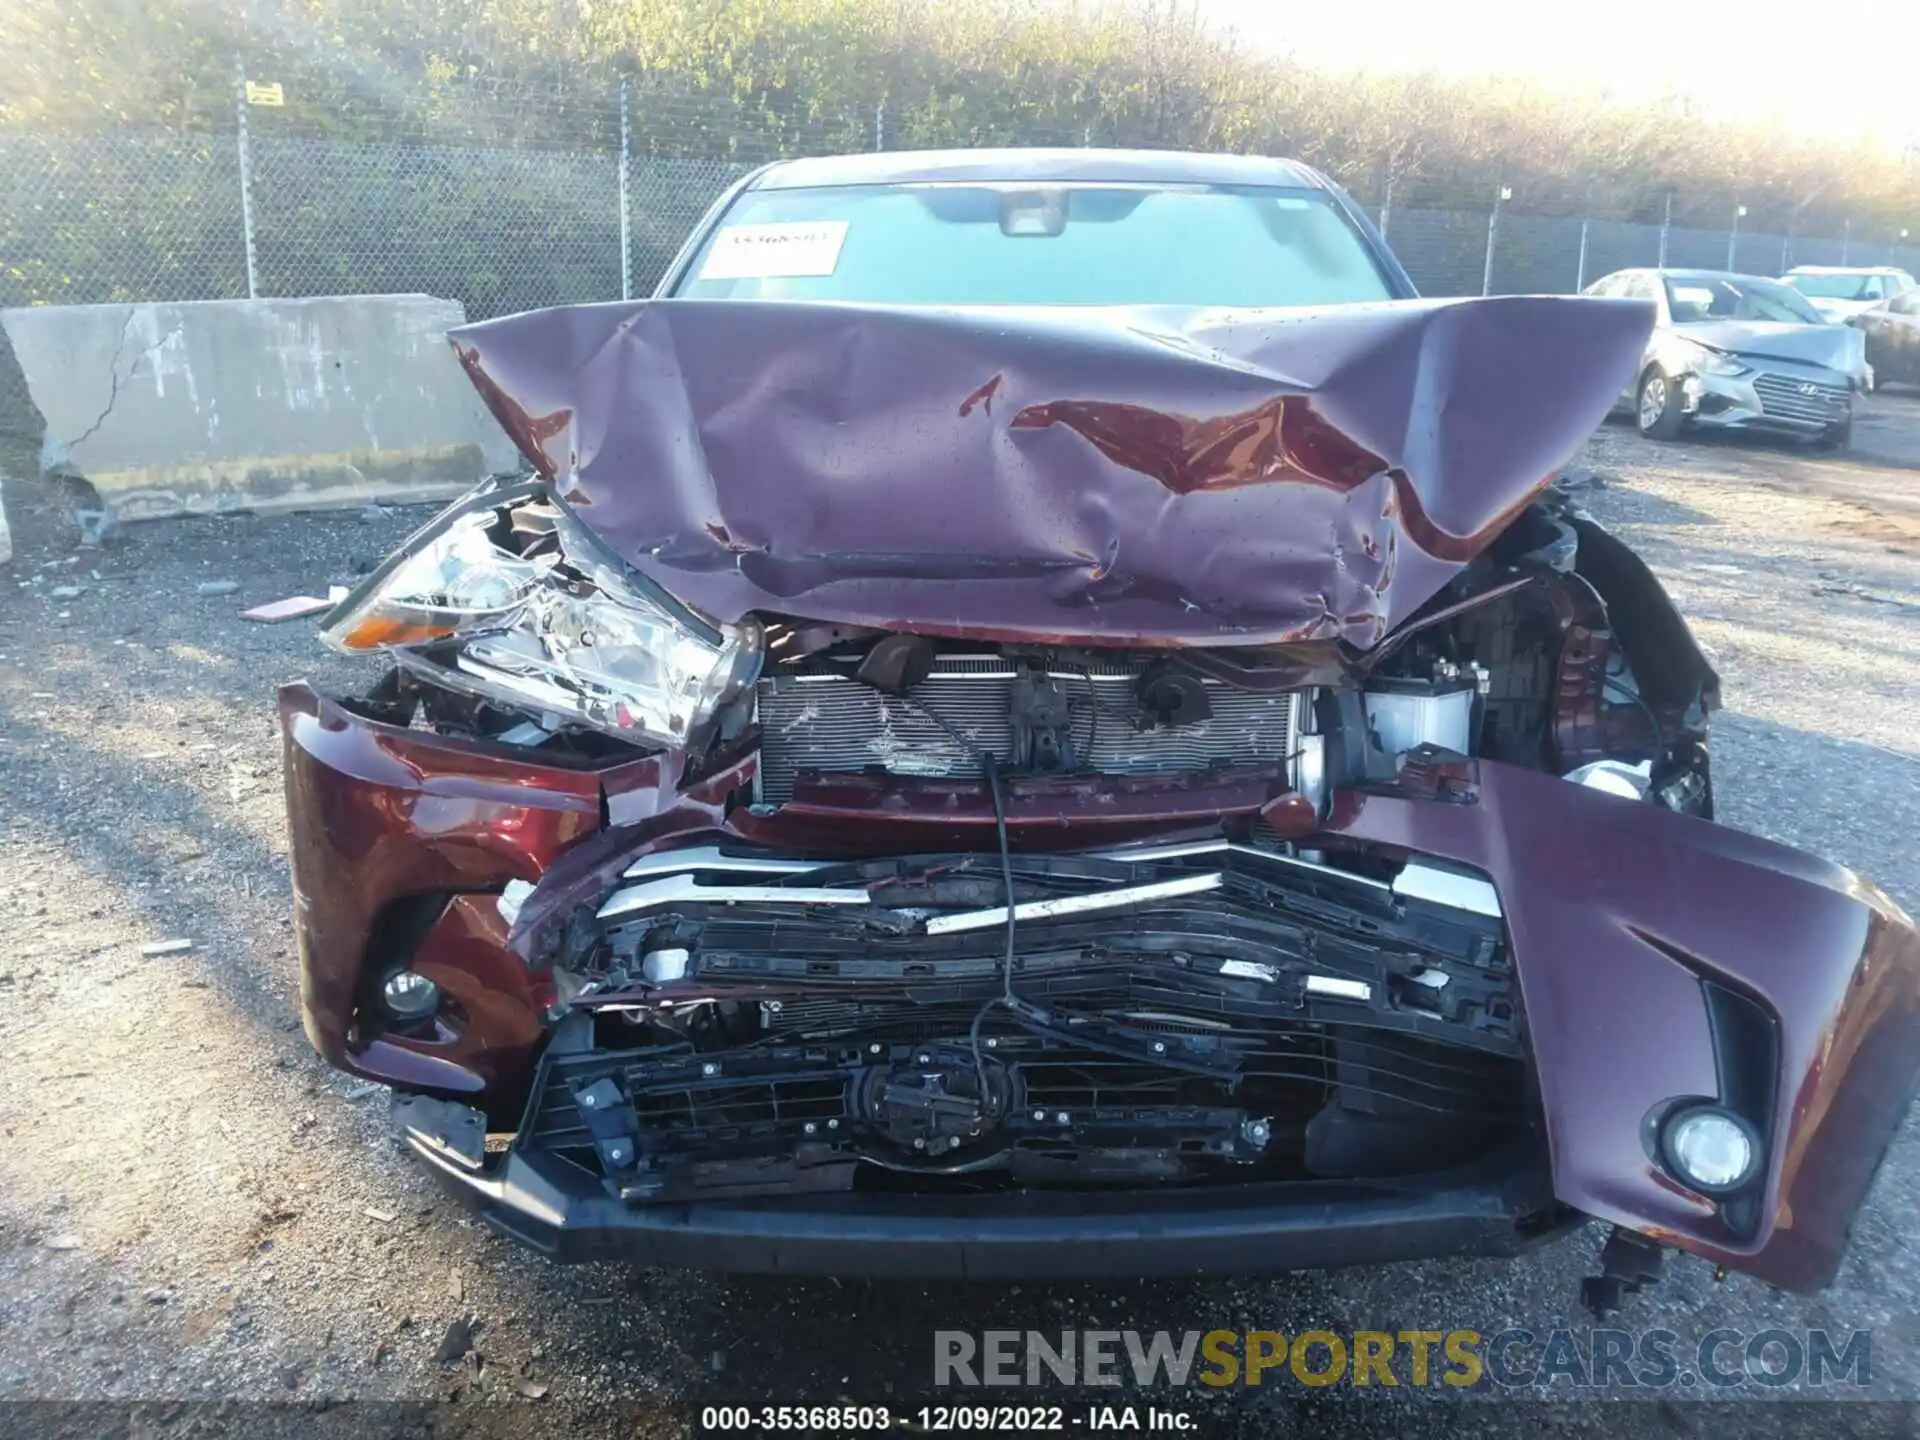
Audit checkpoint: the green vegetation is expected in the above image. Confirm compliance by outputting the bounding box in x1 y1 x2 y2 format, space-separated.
3 0 1914 230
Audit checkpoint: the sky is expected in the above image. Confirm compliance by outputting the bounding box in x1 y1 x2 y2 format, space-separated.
1193 0 1918 145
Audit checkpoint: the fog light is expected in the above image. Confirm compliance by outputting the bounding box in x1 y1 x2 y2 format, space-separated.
381 969 440 1022
1662 1106 1758 1194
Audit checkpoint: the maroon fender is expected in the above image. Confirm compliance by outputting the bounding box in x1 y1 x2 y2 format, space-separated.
278 683 751 1109
1324 760 1920 1292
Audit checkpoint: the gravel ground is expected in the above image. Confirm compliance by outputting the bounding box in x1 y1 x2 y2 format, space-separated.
3 399 1920 1438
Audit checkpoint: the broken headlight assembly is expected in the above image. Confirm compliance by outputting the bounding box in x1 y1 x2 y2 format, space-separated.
1680 342 1752 380
322 485 762 746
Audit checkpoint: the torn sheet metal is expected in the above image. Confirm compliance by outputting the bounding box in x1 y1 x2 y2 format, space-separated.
449 296 1653 650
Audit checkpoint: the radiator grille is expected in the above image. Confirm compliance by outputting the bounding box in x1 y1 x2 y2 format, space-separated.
754 656 1298 805
1752 372 1850 427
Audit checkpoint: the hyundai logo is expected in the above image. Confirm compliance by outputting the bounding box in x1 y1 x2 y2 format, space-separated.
1797 382 1819 396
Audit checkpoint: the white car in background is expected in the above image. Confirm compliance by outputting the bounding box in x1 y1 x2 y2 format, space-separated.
1780 265 1915 323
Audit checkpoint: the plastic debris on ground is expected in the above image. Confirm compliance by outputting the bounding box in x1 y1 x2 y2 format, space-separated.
241 585 350 622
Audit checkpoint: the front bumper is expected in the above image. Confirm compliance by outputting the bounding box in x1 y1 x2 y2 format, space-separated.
285 683 1920 1291
1679 364 1853 435
278 681 752 1115
396 1093 1566 1277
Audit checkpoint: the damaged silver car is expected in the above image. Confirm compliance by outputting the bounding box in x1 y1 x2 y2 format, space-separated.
1585 268 1866 446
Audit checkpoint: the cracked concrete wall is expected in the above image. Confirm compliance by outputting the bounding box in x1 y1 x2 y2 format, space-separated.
0 315 38 566
0 296 523 520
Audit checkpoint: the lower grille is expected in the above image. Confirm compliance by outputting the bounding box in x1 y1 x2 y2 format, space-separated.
527 1031 1526 1200
754 655 1299 805
1752 372 1849 426
524 842 1529 1203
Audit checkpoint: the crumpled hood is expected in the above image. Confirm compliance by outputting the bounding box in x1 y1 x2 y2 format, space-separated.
451 296 1651 649
1677 319 1864 372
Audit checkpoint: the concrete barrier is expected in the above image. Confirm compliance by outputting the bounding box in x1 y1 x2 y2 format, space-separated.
0 295 523 520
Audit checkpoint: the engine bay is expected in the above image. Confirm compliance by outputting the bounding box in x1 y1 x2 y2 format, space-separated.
361 487 1716 823
751 647 1304 805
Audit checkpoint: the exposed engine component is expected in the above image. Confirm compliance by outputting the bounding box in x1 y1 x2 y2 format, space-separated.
1007 671 1078 773
752 652 1302 805
1134 662 1212 728
1362 663 1483 758
853 633 935 694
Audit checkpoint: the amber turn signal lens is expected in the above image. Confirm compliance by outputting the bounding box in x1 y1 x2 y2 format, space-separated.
336 615 456 651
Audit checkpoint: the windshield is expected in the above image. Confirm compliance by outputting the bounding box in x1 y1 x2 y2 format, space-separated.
669 182 1396 307
1783 272 1883 301
1664 276 1824 325
1781 272 1889 301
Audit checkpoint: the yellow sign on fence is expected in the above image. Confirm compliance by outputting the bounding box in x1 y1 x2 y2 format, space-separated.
244 81 285 107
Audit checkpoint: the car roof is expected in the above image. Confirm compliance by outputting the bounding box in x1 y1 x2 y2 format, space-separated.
1784 265 1904 275
747 148 1330 192
1611 268 1788 283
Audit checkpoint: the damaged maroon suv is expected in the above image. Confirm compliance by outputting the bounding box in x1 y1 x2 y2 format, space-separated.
281 150 1920 1306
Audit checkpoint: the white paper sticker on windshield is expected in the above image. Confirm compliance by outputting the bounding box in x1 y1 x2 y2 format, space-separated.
697 221 849 280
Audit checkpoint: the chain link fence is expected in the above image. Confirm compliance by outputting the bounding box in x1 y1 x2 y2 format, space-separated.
6 86 1920 320
1 131 250 307
249 135 625 313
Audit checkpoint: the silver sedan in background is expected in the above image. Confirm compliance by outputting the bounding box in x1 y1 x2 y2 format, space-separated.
1584 268 1866 447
